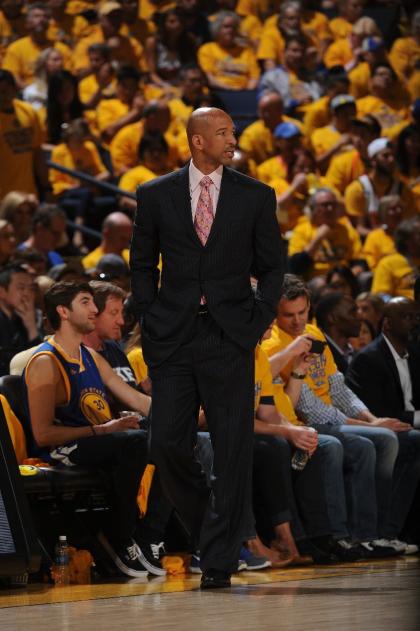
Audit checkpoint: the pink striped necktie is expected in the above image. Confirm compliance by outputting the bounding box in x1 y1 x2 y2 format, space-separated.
194 176 214 304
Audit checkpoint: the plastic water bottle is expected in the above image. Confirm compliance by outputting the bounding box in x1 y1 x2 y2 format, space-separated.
54 535 70 586
291 428 316 471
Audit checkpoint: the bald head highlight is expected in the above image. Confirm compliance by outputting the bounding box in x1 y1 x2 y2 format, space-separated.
186 107 231 141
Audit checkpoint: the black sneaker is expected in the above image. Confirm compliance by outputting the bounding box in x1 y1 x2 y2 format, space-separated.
98 532 149 578
135 540 167 576
299 538 340 565
331 539 364 562
360 541 400 559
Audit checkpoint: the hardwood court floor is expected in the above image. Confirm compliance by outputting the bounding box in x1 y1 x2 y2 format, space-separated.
0 557 419 631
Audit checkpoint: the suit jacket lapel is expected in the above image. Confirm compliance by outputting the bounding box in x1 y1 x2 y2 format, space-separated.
379 336 405 405
170 164 202 248
205 167 237 249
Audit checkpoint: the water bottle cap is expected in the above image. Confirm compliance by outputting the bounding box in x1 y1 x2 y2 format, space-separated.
59 535 67 541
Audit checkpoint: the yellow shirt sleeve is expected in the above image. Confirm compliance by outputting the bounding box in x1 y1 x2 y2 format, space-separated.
96 100 129 134
323 39 352 68
126 348 148 384
119 166 157 192
257 27 283 63
344 179 366 217
110 122 142 175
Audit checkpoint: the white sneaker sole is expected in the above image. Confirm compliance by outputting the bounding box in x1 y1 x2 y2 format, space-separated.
244 560 272 571
136 546 167 576
98 533 149 578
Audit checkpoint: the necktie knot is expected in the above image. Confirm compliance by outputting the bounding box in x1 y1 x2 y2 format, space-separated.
200 176 213 189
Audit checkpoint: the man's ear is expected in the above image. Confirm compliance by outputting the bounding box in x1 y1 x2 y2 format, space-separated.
191 133 203 151
56 305 68 321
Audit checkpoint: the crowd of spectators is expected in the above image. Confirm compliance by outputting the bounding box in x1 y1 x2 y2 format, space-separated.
1 0 420 580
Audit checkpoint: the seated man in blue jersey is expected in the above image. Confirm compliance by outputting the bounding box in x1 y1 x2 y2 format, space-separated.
23 281 152 579
82 279 171 576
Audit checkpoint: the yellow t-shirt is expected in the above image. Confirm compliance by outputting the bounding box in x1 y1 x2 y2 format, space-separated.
126 347 148 384
303 95 331 137
0 10 26 63
2 36 72 86
256 155 288 186
263 10 331 47
72 31 145 74
356 95 409 138
138 0 174 20
168 98 193 130
323 38 352 68
329 16 353 41
262 322 337 406
254 344 274 412
119 165 158 192
361 227 396 270
272 174 331 231
78 73 117 104
49 140 106 195
82 246 130 270
96 99 130 135
288 216 362 278
389 36 420 80
0 99 44 197
344 175 415 218
236 0 269 19
310 125 342 158
372 252 420 299
239 117 304 166
348 62 371 99
326 149 366 195
197 42 260 90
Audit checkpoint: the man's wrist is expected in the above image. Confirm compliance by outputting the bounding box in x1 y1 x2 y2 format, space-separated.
290 370 306 379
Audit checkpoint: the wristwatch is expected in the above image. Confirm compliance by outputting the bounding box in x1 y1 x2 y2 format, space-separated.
290 371 306 380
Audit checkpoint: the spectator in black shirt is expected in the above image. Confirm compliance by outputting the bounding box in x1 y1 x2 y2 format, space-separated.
0 263 43 376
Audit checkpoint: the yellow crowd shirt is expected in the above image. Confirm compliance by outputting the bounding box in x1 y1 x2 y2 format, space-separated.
256 154 288 185
356 95 409 138
344 176 415 218
361 227 396 270
324 38 352 68
348 62 371 99
372 252 420 299
49 140 106 196
126 347 148 385
119 165 158 192
288 216 362 278
78 73 117 104
47 14 75 45
262 322 337 405
326 149 365 194
0 99 44 197
263 10 331 47
239 117 303 165
303 96 331 137
237 0 269 19
2 36 73 86
329 17 353 41
96 99 130 135
82 246 130 270
197 41 260 90
72 31 145 74
0 10 26 63
310 125 342 158
272 174 332 231
389 36 420 80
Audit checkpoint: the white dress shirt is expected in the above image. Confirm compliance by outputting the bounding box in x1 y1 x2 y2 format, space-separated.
189 160 223 220
383 334 420 428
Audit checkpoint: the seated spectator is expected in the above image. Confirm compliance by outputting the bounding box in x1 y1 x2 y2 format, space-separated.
315 292 361 374
310 94 356 172
263 273 418 555
348 36 389 100
288 188 362 279
355 291 385 335
209 0 260 50
119 131 171 211
49 118 111 243
47 0 75 47
0 263 44 377
94 253 131 292
239 92 303 167
303 65 350 137
168 64 215 131
257 0 317 72
125 324 151 394
96 64 144 145
272 148 331 232
323 16 380 72
372 216 420 299
329 0 365 42
0 191 38 243
22 47 64 111
78 43 117 110
82 211 132 270
349 318 375 352
45 69 84 145
145 7 197 93
23 280 153 577
259 33 321 117
389 10 420 83
0 70 48 198
345 138 415 235
0 0 26 64
19 204 67 269
325 265 360 299
110 100 180 176
256 121 302 186
356 62 411 138
2 2 72 89
326 114 380 194
198 10 260 90
396 124 420 212
0 219 16 267
72 1 145 77
362 195 403 270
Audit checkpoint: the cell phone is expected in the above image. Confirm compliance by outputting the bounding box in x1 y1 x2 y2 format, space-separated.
309 339 327 354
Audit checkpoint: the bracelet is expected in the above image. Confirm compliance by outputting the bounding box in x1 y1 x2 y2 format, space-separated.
290 371 306 380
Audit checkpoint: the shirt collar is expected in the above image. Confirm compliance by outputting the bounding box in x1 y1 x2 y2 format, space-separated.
189 160 223 193
383 334 409 361
325 333 354 360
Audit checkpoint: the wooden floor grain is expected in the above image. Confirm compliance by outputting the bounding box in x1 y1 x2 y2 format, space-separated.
0 558 419 631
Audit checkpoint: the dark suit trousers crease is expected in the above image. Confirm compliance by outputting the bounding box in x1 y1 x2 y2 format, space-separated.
148 314 255 573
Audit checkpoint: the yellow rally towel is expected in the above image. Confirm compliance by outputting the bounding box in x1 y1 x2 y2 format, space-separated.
137 463 155 517
1 394 27 464
161 554 190 575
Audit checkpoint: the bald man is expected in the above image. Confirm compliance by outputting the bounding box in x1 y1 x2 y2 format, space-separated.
130 107 284 588
82 211 133 270
346 297 420 550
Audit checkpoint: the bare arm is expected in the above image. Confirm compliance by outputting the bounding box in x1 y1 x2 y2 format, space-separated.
255 404 318 455
268 335 312 379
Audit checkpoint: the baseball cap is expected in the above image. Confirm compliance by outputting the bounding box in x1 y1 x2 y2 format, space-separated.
98 1 122 16
368 137 390 159
361 36 384 53
95 254 129 279
330 94 356 112
273 122 301 139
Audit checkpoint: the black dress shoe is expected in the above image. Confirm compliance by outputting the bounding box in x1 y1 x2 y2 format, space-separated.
200 569 231 589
